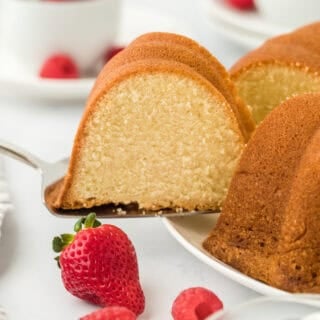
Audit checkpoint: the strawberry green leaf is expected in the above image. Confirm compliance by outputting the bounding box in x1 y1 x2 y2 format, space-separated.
93 220 102 228
53 236 63 253
84 212 97 229
74 217 85 232
61 233 74 245
54 256 61 269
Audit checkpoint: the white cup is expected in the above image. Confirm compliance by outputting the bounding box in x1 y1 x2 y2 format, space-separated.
0 0 121 75
255 0 320 29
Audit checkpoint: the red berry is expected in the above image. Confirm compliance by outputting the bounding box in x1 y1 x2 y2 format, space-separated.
105 45 125 63
42 0 77 2
40 54 79 79
53 213 145 315
172 287 223 320
80 306 136 320
225 0 255 10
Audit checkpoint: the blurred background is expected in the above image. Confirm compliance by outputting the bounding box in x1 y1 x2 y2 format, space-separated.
0 0 313 104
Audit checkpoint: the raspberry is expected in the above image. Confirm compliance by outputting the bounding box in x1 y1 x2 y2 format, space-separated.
172 287 223 320
225 0 255 10
105 45 125 62
80 306 136 320
39 54 79 79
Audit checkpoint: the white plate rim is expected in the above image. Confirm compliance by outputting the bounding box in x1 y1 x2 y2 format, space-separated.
208 295 320 320
202 0 290 37
0 158 12 240
0 75 95 101
202 10 267 48
162 216 290 296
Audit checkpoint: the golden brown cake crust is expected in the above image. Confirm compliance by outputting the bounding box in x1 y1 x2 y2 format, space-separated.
230 22 320 77
52 58 243 209
129 32 255 141
203 93 320 293
104 40 254 141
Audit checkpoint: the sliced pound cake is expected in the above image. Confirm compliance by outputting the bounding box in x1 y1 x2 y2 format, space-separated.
230 22 320 124
49 34 252 213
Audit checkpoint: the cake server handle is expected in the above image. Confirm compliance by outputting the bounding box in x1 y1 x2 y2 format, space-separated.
0 139 47 171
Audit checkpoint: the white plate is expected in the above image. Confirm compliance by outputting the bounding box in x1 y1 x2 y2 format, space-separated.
203 14 267 48
0 158 12 240
201 0 292 48
208 296 320 320
0 4 194 102
162 214 289 296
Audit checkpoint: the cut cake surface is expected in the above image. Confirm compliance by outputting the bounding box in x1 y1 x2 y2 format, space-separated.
230 22 320 124
52 58 245 211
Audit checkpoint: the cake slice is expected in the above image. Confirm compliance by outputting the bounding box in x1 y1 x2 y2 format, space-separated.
203 93 320 292
50 57 246 211
230 22 320 124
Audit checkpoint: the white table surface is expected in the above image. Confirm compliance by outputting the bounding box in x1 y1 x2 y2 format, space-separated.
0 0 260 319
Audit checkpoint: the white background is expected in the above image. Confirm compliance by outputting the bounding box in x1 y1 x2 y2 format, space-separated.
0 0 259 319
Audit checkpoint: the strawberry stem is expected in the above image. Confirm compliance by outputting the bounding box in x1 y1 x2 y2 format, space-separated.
73 213 101 232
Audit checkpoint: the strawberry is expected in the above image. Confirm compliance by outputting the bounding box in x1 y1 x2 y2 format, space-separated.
171 287 223 320
53 213 145 315
39 54 79 79
105 45 125 63
225 0 255 10
80 306 136 320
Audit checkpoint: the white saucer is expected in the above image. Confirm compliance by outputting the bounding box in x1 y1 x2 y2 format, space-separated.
201 0 292 48
162 214 289 296
0 4 194 102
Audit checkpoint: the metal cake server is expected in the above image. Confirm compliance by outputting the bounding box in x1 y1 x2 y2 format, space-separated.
0 139 218 218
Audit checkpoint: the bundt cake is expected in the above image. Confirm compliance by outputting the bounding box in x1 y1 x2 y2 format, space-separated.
203 93 320 292
230 22 320 124
49 35 252 211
